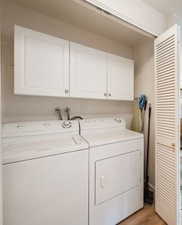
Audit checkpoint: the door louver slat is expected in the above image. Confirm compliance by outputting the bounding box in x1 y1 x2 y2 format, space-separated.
157 77 175 83
157 71 174 80
157 36 175 48
156 56 175 66
156 52 174 61
157 45 175 55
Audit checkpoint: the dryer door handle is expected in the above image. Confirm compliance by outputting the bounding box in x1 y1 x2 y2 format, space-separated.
100 176 105 189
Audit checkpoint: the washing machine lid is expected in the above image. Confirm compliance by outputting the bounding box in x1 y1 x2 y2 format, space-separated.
2 120 88 164
80 118 143 147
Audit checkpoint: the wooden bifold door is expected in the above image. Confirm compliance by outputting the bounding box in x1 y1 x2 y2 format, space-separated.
154 24 181 225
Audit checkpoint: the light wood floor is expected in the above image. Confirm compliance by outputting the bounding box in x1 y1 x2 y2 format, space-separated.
118 204 166 225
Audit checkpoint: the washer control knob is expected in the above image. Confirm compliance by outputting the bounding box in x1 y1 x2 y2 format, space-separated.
16 124 24 128
114 118 122 123
62 121 72 128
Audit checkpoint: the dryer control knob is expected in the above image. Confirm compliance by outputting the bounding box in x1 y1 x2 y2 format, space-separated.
62 121 72 128
114 118 122 123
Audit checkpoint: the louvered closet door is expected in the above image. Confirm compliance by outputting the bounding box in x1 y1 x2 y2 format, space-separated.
155 25 181 225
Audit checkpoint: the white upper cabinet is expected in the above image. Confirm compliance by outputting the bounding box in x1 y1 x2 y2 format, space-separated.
107 54 134 100
70 42 134 100
14 25 134 101
14 25 69 97
70 42 107 99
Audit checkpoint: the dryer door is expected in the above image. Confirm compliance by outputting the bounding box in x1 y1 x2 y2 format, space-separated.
95 150 140 205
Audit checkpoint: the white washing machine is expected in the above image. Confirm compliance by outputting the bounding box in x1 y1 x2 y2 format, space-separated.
2 120 89 225
80 117 144 225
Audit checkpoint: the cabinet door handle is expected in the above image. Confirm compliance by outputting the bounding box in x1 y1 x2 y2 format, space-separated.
65 89 69 94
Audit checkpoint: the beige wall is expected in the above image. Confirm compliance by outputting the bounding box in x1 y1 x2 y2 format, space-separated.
167 14 182 29
1 1 134 126
134 39 155 187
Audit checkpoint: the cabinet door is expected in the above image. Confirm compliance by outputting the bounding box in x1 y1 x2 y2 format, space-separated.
3 150 89 225
14 25 69 97
107 54 134 100
154 25 181 225
70 42 107 99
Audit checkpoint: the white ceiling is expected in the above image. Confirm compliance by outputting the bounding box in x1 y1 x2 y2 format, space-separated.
143 0 182 16
8 0 154 46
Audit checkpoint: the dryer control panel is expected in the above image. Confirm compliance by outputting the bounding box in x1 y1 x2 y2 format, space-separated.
80 117 126 131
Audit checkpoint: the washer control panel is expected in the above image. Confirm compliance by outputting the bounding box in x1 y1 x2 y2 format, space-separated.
3 120 78 138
